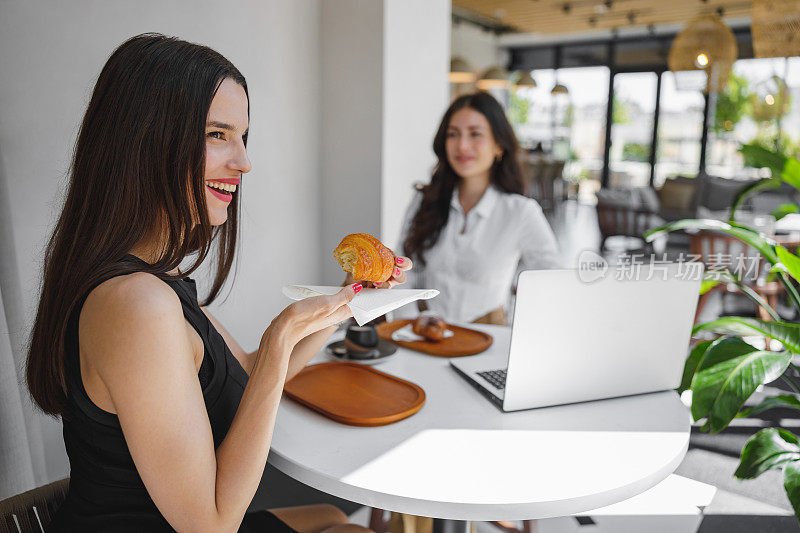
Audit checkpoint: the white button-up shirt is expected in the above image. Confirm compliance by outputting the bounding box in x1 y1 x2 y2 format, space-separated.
397 185 562 323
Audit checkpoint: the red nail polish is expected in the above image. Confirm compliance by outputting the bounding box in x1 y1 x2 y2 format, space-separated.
396 257 404 264
353 283 362 294
395 268 401 277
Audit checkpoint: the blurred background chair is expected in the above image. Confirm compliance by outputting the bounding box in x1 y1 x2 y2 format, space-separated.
596 187 664 253
526 158 565 211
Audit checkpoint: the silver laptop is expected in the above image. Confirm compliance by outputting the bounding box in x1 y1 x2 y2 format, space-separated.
450 265 701 411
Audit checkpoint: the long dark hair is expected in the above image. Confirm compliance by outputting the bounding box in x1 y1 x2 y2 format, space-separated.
403 92 523 265
27 33 248 415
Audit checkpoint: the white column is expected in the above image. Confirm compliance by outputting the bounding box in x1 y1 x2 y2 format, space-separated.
320 0 450 283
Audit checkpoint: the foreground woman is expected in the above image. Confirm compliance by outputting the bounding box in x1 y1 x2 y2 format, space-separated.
28 34 409 532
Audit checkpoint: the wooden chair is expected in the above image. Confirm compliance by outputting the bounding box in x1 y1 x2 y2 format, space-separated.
690 231 782 325
528 160 565 211
0 478 69 533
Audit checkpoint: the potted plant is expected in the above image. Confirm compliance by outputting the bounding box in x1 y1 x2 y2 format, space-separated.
644 143 800 522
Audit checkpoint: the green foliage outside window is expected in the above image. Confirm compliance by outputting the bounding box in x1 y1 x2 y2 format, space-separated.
508 91 531 126
714 72 751 134
621 142 651 162
612 95 629 124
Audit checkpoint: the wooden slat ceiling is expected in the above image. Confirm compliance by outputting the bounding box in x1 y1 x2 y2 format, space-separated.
453 0 751 35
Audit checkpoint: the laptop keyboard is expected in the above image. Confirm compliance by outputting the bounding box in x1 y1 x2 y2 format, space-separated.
477 369 507 390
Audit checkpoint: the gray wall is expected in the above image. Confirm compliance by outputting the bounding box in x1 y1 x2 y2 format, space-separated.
320 0 384 284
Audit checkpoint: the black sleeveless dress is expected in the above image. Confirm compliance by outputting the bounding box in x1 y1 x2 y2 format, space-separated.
49 255 296 532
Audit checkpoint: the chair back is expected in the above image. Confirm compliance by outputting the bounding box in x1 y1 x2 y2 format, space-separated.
689 231 766 285
596 204 656 241
0 479 68 533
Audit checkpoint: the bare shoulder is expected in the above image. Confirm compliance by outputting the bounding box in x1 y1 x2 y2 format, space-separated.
80 272 185 365
84 272 180 320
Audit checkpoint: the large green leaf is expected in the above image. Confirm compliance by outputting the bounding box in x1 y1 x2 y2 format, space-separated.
692 350 793 432
739 143 800 192
699 337 760 371
700 279 720 295
681 337 754 397
776 246 800 284
693 317 800 354
772 203 800 222
735 427 800 479
680 341 712 393
740 143 787 175
644 219 779 264
784 158 800 191
784 462 800 524
739 395 800 418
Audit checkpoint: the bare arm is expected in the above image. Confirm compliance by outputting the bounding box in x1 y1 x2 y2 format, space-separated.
202 254 413 381
84 274 356 532
201 307 336 381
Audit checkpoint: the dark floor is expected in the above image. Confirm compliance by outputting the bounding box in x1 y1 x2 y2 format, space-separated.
251 200 800 531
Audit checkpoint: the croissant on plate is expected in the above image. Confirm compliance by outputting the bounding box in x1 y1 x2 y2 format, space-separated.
412 315 447 342
333 233 396 283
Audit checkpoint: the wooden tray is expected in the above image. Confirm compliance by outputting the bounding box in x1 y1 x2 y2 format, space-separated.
284 362 425 426
376 319 493 357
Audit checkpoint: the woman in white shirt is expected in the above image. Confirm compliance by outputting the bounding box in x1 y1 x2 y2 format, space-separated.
400 92 561 325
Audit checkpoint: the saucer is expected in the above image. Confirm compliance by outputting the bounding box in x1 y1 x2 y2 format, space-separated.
324 339 397 365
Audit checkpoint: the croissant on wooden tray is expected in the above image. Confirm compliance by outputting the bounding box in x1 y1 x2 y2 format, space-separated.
412 315 447 342
333 233 396 283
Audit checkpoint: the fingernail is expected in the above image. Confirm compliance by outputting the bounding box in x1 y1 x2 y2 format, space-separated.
396 257 404 264
353 283 362 294
395 267 401 277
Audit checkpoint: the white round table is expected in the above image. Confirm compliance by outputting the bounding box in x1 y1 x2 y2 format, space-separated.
270 324 691 521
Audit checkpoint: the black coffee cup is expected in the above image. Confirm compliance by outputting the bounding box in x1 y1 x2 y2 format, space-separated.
344 323 379 355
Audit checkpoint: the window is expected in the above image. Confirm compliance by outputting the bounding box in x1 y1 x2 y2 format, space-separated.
654 71 705 186
512 67 609 187
610 72 657 188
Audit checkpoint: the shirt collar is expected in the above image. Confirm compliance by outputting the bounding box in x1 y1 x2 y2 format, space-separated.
450 184 499 218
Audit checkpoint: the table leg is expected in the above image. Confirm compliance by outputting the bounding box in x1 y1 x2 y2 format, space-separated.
432 519 471 533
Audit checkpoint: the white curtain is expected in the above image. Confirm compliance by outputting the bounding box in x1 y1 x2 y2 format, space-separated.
0 282 37 499
0 142 46 499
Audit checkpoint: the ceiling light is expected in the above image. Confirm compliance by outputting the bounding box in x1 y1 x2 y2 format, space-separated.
668 13 737 92
516 71 537 88
449 57 476 84
551 83 569 95
476 66 509 90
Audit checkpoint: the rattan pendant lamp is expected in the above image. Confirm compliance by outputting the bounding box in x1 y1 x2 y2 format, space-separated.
476 66 510 91
668 12 738 92
450 57 476 84
751 0 800 58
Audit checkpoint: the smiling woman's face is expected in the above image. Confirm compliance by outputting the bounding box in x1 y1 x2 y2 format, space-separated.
202 77 251 226
445 107 502 182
